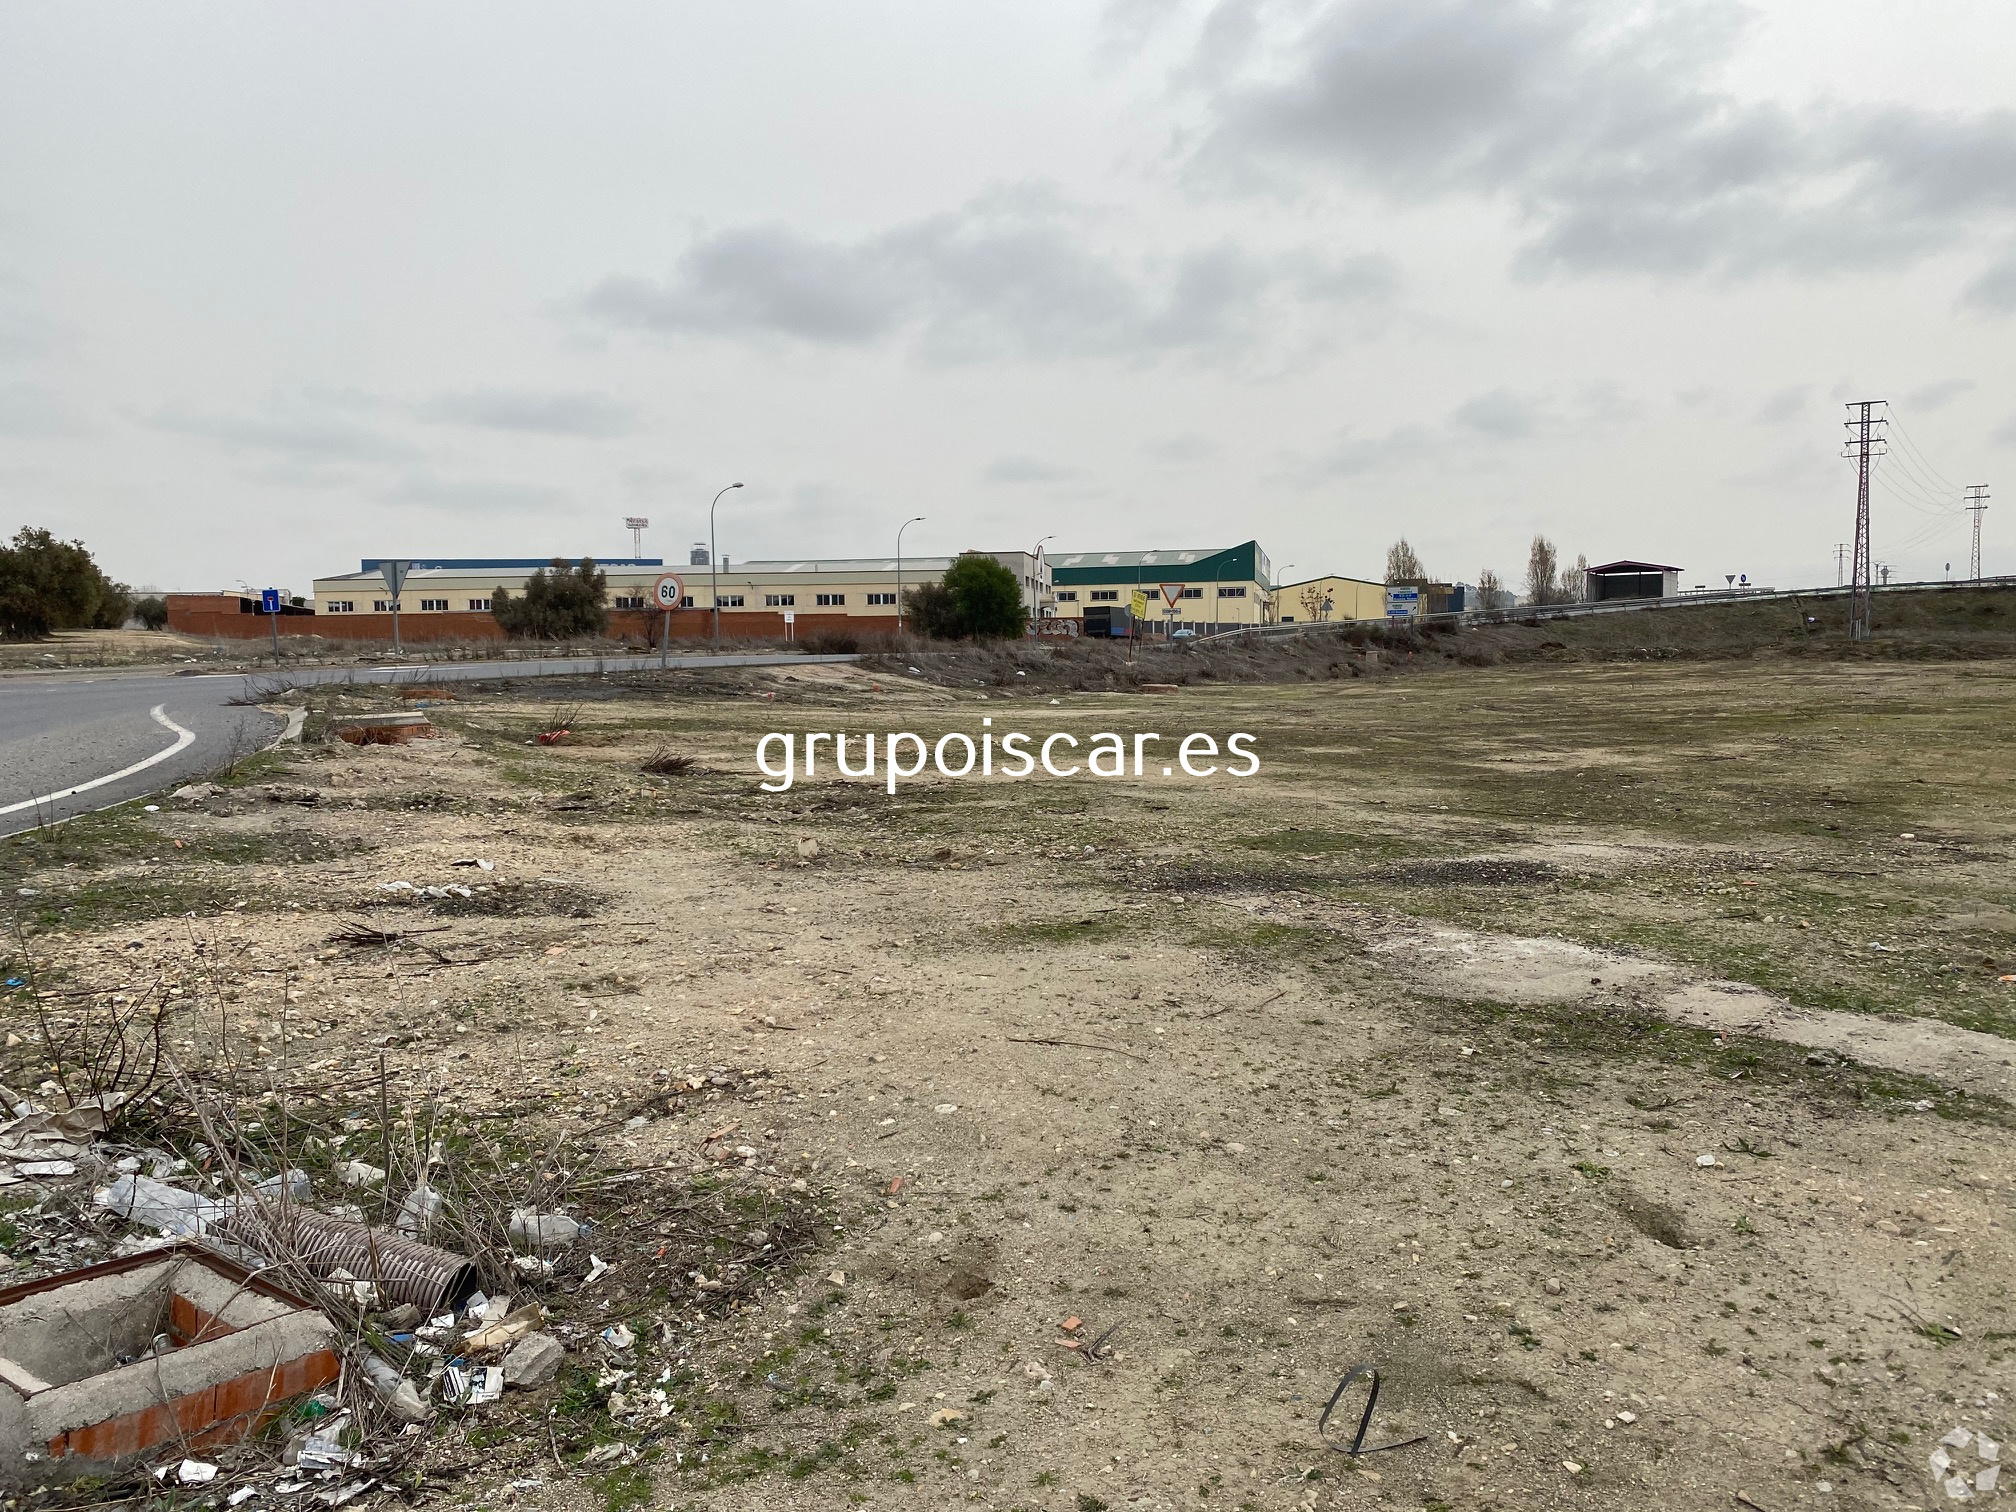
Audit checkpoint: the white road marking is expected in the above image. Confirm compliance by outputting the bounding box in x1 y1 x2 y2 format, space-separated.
0 704 197 818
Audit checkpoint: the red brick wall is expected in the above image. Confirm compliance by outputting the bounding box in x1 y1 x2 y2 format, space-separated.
164 598 903 645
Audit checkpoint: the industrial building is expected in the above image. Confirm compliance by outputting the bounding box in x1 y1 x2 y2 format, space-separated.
1584 560 1681 601
1045 542 1273 634
255 550 1054 643
1272 575 1386 624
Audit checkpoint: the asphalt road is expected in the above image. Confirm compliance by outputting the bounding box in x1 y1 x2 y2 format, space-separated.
0 651 856 836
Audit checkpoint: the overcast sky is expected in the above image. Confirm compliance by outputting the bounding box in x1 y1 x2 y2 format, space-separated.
3 0 2012 594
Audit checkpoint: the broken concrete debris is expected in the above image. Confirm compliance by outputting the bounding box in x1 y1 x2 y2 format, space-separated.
502 1332 565 1388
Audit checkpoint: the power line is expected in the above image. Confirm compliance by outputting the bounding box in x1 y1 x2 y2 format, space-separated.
1887 410 1965 496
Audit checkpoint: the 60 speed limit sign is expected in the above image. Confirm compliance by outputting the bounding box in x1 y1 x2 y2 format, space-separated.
651 573 685 610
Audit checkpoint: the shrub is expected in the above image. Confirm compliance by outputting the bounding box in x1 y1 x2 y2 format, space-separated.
133 594 170 631
491 558 609 640
0 528 134 640
902 554 1028 641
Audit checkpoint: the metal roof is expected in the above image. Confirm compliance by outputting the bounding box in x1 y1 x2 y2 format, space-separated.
1587 560 1681 574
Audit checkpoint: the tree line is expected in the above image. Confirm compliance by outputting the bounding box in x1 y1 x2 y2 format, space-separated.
1383 535 1590 606
0 528 165 640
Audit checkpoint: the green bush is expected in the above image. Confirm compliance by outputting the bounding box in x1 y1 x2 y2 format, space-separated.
903 553 1028 640
492 558 609 640
0 528 134 640
133 594 170 631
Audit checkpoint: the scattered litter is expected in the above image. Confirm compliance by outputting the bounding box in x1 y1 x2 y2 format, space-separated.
442 1364 505 1406
361 1354 431 1423
178 1459 220 1484
15 1160 75 1179
582 1254 610 1285
394 1183 444 1237
1933 1428 2002 1501
339 1159 386 1188
1696 1154 1718 1168
602 1324 636 1351
1316 1365 1429 1458
448 858 495 870
508 1209 583 1248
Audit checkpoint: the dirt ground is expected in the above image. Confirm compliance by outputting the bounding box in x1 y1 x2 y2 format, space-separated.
3 655 2013 1512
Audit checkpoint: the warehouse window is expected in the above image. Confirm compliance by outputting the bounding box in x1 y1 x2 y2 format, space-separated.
716 594 744 608
816 593 845 606
679 595 695 608
467 598 490 611
765 593 796 607
1054 591 1078 602
612 595 645 609
1219 586 1247 598
373 600 397 612
1090 590 1119 602
1179 587 1203 599
866 592 897 605
326 601 354 613
418 598 449 612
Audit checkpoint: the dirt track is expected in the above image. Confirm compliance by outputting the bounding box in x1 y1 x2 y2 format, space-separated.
3 656 2012 1511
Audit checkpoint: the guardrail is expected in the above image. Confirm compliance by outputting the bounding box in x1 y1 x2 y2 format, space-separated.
1192 575 2016 645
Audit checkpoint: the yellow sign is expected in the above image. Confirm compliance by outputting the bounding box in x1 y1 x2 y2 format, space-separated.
1129 590 1148 618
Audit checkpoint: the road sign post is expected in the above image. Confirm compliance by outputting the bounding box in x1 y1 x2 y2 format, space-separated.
651 573 685 670
379 561 412 652
1384 585 1420 623
1129 589 1148 661
260 588 282 663
1160 581 1185 640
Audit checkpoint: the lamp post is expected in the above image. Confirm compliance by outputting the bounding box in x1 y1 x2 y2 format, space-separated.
1029 534 1055 626
895 516 925 633
708 483 743 650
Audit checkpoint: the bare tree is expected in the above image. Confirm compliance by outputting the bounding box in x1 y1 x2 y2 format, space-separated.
1558 552 1589 603
1385 539 1426 584
1298 583 1330 621
1476 568 1503 610
1524 536 1559 604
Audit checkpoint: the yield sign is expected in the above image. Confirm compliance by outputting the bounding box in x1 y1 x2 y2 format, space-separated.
1159 581 1185 610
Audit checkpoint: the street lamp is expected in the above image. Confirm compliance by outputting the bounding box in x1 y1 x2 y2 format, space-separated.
895 516 925 633
1030 534 1055 623
708 483 743 650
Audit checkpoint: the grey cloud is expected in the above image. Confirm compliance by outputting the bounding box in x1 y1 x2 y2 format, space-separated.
1753 386 1810 425
579 187 1397 363
983 455 1080 484
1193 0 2016 279
148 401 423 463
1453 388 1539 439
1145 434 1219 462
1906 378 1974 411
419 387 637 437
387 473 570 514
1294 382 1619 482
1961 249 2016 312
0 382 84 438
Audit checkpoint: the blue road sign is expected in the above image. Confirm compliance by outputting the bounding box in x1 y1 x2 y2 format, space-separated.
260 588 281 614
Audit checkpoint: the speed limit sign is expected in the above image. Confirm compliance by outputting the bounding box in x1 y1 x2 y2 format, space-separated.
651 573 685 610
